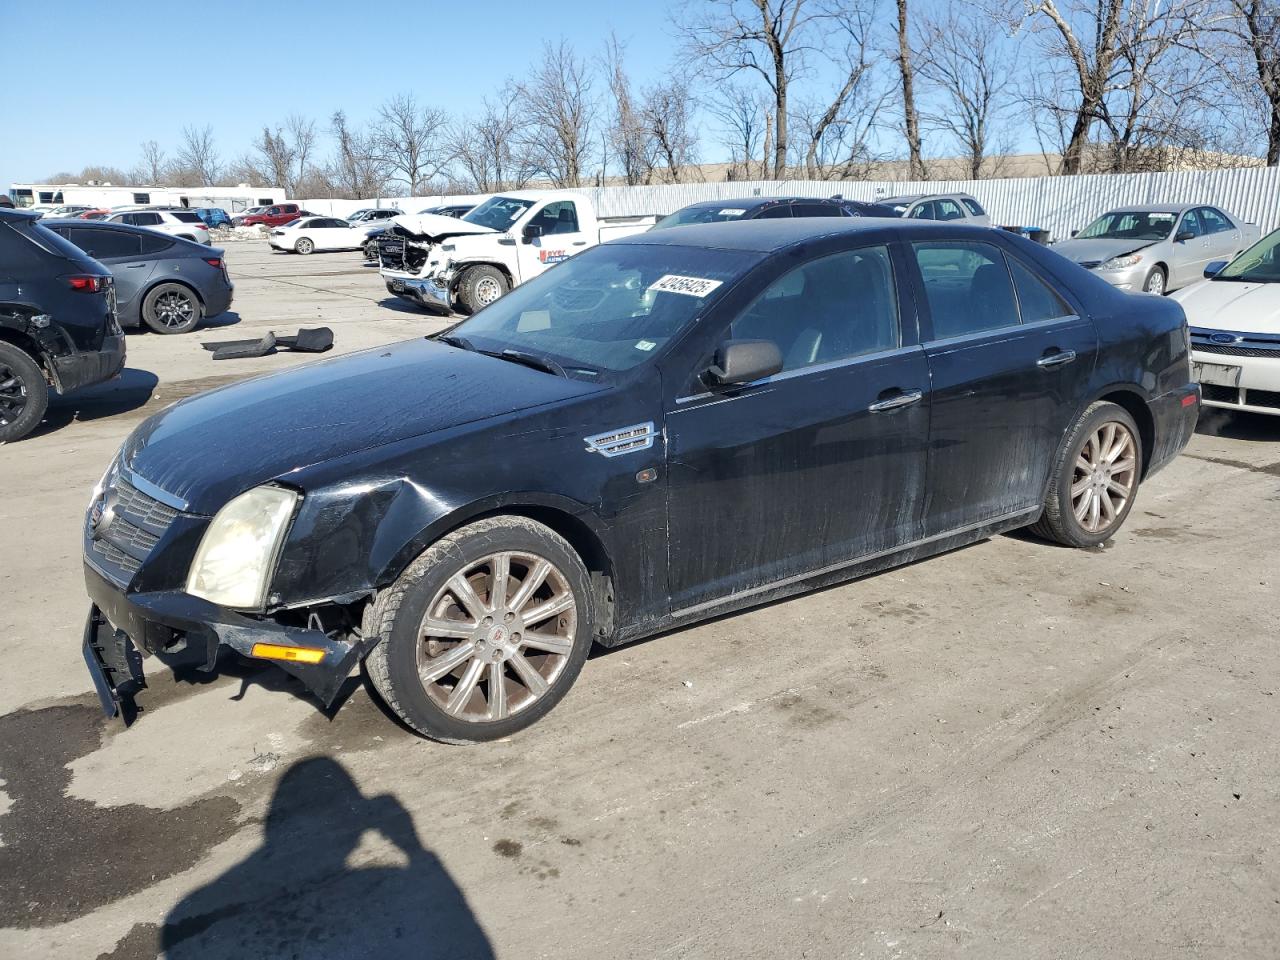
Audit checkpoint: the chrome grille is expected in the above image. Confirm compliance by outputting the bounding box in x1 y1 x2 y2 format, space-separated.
88 470 182 586
92 539 142 575
114 476 180 531
1192 341 1280 359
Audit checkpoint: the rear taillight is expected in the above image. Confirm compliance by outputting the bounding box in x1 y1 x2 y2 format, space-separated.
204 258 222 269
65 275 108 293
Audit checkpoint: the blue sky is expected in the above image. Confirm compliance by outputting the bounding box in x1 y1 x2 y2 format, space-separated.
1 0 685 186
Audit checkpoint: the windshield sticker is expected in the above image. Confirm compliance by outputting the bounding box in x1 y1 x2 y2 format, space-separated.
517 310 551 332
719 208 747 216
648 274 724 298
635 339 657 352
539 249 569 264
1150 214 1175 221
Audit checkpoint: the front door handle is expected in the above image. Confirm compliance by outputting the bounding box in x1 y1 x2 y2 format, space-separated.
868 389 924 412
572 240 587 246
1037 349 1077 369
124 263 149 268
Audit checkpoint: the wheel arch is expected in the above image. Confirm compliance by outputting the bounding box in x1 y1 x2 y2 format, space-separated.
143 276 205 307
452 260 515 292
1094 386 1156 479
378 494 618 642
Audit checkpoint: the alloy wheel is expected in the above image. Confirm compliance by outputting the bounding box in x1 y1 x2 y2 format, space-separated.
1145 271 1165 295
1071 421 1138 534
0 362 28 426
416 551 577 722
154 291 194 329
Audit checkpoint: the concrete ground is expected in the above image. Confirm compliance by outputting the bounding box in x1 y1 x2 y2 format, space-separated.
1 241 1277 959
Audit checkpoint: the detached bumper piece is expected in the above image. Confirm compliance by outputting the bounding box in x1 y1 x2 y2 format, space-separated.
84 566 367 723
200 327 334 361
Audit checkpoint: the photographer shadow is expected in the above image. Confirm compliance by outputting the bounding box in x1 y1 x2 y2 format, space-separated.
160 757 493 959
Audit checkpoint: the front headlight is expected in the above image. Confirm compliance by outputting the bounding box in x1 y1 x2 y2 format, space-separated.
187 486 299 609
1100 253 1143 271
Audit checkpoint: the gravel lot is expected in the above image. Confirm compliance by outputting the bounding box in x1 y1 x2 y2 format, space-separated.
1 240 1277 959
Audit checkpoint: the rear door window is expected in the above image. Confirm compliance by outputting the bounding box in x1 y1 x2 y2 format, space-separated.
139 233 174 254
172 211 203 223
912 241 1021 339
134 212 162 226
69 227 142 259
792 202 842 218
934 199 966 221
755 204 792 220
1198 207 1233 234
961 198 986 217
1007 258 1074 323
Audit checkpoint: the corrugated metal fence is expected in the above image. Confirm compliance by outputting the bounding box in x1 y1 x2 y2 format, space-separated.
308 166 1280 241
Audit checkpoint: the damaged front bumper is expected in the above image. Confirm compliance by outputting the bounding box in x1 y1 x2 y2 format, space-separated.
83 562 364 721
389 276 452 314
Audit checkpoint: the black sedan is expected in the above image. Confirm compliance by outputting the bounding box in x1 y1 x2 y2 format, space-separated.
44 219 233 334
653 195 898 229
82 218 1199 741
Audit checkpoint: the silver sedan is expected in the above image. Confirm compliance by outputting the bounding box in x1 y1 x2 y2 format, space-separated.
1051 204 1259 295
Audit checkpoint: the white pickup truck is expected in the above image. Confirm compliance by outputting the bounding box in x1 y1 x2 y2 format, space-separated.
378 190 652 314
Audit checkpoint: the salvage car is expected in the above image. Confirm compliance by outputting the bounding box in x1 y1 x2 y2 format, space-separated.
1171 228 1280 415
362 204 475 261
1 209 125 441
1052 205 1258 295
268 216 370 255
44 219 233 334
652 196 897 229
83 218 1199 741
378 191 650 313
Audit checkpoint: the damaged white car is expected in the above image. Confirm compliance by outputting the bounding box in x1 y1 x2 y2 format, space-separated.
378 191 651 314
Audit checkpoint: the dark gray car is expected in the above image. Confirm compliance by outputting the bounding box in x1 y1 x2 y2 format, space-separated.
43 220 234 334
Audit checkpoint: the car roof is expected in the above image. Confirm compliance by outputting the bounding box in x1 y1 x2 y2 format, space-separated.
1103 204 1194 214
622 216 990 253
0 208 41 223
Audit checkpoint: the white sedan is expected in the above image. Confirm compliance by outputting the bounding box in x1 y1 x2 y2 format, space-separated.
268 216 369 255
1171 228 1280 416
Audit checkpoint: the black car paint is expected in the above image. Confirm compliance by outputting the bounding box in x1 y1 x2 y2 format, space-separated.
44 220 234 328
83 218 1198 714
0 209 125 394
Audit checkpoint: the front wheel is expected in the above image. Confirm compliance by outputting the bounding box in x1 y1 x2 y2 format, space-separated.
364 240 378 261
364 516 594 742
1142 266 1167 295
295 237 314 255
455 265 509 314
1029 401 1142 548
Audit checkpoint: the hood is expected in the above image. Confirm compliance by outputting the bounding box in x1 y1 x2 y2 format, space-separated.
1051 237 1154 265
1170 279 1280 334
390 211 495 240
122 339 604 514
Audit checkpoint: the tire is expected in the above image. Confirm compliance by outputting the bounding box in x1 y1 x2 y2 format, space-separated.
142 282 203 334
1142 266 1167 295
364 516 594 743
1029 401 1143 548
0 342 49 443
456 265 509 314
295 237 315 255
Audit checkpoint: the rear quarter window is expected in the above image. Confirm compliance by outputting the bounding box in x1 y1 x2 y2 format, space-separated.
172 211 203 223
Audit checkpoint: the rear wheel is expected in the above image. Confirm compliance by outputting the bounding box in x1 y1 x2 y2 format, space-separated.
1030 401 1142 548
364 516 594 743
295 237 315 255
0 342 49 443
142 282 203 334
456 265 509 314
1142 266 1167 295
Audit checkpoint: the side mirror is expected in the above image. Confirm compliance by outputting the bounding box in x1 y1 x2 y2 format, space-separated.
1204 260 1228 279
1175 230 1195 243
705 340 783 388
522 223 543 244
1070 229 1078 238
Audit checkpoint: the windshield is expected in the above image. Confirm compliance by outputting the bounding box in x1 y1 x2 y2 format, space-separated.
462 196 536 231
1216 229 1280 283
1078 211 1176 242
652 205 754 229
447 243 759 378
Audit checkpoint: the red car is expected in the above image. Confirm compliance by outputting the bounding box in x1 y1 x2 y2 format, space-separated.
238 203 308 228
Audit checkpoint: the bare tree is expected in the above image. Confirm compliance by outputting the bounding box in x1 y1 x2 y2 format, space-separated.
329 110 389 199
709 82 770 178
642 77 700 182
679 0 835 178
447 88 539 192
175 124 220 186
137 140 166 184
517 40 596 187
1204 1 1280 164
919 7 1016 178
286 114 317 191
796 0 883 178
603 36 657 185
252 126 295 190
373 93 451 194
893 0 926 178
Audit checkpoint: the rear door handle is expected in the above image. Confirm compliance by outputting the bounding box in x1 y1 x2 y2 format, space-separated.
124 263 149 268
1037 350 1077 369
868 389 924 412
